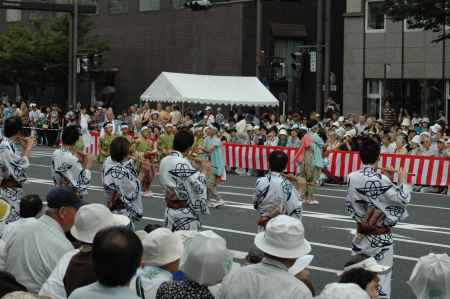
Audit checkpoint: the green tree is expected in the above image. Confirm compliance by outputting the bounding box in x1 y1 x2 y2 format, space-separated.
384 0 449 41
0 16 109 99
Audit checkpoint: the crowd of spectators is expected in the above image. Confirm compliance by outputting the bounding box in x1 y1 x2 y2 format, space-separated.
1 97 449 195
0 193 448 299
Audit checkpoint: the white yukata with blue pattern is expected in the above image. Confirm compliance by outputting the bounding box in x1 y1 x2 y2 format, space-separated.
51 148 91 198
159 151 208 231
0 137 29 224
103 157 143 223
254 172 303 231
346 165 411 299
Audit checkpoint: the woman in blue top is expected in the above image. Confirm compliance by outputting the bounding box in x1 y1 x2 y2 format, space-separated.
202 123 226 209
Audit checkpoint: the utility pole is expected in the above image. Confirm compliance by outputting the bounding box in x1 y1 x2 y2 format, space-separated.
71 0 78 108
256 0 262 78
323 0 331 103
316 0 324 114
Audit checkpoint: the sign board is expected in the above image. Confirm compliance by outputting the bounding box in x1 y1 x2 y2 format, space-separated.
322 85 337 92
309 51 316 73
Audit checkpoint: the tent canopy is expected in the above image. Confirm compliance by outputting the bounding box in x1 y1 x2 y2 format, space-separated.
140 72 279 107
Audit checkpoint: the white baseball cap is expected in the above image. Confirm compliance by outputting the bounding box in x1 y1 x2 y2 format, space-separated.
141 228 183 267
289 255 314 275
343 256 391 274
71 204 130 244
317 283 370 299
279 129 288 136
254 215 311 259
410 135 421 145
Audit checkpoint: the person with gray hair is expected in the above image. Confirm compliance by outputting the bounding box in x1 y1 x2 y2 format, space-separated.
5 187 84 293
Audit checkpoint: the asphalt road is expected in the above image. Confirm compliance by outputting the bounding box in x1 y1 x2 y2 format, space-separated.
26 147 450 298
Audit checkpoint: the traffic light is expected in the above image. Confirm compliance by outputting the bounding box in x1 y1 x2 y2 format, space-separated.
291 51 303 71
185 0 212 10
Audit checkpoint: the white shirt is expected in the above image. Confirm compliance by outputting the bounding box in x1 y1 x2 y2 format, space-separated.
39 249 80 299
380 143 396 154
0 239 5 270
69 282 140 299
218 258 313 299
5 215 74 293
129 266 172 299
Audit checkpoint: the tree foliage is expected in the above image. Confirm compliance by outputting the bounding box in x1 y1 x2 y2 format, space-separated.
384 0 450 41
0 16 109 98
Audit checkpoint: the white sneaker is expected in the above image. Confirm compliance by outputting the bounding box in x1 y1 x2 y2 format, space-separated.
208 202 218 208
215 200 225 208
143 191 153 198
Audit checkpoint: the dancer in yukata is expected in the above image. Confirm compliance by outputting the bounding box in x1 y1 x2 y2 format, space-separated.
254 150 304 232
52 126 95 198
0 116 34 223
159 130 210 231
346 137 411 299
103 136 143 224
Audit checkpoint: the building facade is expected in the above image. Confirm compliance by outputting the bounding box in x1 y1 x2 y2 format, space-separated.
344 0 450 120
0 0 345 113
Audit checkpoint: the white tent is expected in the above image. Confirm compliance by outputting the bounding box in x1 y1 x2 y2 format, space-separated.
140 72 279 107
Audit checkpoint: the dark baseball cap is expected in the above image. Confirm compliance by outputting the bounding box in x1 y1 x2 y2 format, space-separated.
46 187 86 209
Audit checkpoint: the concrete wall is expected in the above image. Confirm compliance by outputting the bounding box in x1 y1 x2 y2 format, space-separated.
343 2 450 115
343 15 364 114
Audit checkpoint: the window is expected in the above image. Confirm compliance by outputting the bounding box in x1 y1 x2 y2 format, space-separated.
140 0 160 11
172 0 185 9
366 80 383 117
366 0 385 32
80 0 99 15
109 0 128 14
6 9 21 22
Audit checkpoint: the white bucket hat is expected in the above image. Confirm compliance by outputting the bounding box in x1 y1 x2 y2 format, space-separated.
431 124 442 134
407 253 450 299
141 228 183 266
317 283 370 299
343 256 391 274
254 215 311 259
410 135 421 145
180 231 233 286
71 204 130 244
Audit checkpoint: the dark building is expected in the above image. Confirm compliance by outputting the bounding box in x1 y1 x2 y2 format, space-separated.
0 0 345 113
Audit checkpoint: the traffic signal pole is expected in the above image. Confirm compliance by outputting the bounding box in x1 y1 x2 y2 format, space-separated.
0 0 94 108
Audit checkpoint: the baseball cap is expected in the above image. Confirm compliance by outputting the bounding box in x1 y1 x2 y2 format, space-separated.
46 187 86 209
342 256 391 274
